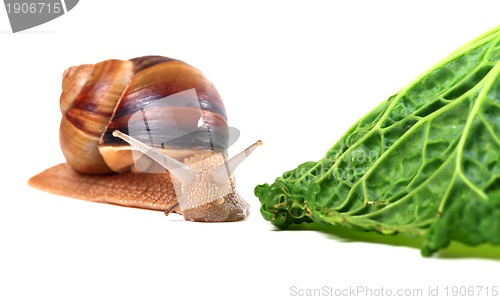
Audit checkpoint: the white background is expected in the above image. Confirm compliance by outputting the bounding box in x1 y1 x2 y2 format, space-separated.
1 1 500 299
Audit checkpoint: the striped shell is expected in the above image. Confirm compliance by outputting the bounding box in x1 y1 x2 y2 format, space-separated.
60 56 229 174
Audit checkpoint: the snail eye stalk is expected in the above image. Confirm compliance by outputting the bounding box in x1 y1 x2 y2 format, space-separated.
112 130 194 184
212 140 263 184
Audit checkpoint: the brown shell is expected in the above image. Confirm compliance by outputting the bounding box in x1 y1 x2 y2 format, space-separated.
59 56 228 174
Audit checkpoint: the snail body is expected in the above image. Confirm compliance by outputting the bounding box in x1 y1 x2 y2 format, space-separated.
29 56 261 222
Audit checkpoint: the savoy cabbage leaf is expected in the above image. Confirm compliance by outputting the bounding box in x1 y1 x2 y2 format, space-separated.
255 26 500 256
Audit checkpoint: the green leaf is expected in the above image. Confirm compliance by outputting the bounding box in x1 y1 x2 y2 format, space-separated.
255 25 500 256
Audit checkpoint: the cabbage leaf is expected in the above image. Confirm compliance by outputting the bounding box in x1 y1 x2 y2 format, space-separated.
255 26 500 256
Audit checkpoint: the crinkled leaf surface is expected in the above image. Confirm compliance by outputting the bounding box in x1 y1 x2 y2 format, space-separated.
255 26 500 256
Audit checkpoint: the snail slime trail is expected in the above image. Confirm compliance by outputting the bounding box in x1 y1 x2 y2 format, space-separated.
28 56 262 222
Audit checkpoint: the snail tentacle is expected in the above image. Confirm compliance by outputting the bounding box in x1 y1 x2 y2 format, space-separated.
212 140 263 184
112 130 194 184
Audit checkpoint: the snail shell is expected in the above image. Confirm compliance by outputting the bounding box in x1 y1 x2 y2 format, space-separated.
29 56 261 222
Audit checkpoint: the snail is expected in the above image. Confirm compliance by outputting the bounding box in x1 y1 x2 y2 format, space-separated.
28 56 261 222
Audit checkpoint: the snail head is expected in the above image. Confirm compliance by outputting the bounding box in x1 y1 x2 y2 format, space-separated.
112 130 262 221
